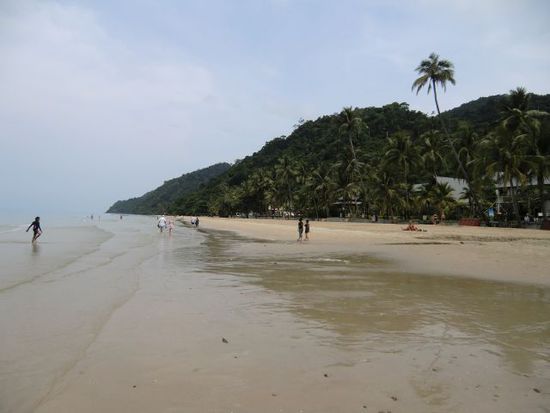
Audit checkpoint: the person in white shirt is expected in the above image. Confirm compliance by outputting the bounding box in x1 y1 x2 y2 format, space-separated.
157 215 167 232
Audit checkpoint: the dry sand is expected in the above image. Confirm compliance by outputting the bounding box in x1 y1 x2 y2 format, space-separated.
190 217 550 286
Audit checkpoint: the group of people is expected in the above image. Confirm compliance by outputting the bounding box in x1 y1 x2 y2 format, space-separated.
297 217 310 242
190 217 200 228
157 215 175 234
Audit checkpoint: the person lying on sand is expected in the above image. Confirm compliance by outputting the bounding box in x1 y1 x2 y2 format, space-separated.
402 220 425 232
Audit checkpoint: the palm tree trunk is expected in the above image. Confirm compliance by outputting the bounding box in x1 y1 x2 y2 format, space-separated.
432 79 481 217
538 171 546 216
509 177 521 224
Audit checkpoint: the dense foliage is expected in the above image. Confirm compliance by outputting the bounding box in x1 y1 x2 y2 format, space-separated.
106 163 231 214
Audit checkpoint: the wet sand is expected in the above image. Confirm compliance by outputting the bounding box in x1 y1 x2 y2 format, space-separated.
191 217 550 287
1 215 549 412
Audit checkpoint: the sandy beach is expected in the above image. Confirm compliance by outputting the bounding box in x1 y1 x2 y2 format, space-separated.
191 217 550 287
1 215 549 413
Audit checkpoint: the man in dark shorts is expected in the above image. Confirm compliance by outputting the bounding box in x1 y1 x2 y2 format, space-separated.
26 216 42 243
305 219 310 240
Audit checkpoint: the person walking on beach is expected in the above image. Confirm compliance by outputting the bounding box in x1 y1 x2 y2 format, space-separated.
158 215 167 233
305 219 310 241
26 216 42 243
195 217 199 228
297 217 304 242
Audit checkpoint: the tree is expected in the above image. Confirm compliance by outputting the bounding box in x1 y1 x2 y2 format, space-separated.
313 164 339 218
502 87 549 216
531 121 550 215
274 155 299 213
383 132 419 216
428 182 457 218
338 107 364 162
420 129 447 182
368 162 406 218
480 125 532 222
338 107 369 217
412 52 481 216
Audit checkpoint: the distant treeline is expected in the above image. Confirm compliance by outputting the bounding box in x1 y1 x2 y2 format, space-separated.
107 162 231 214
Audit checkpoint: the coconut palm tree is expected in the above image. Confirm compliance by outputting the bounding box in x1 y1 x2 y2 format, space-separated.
420 129 447 182
480 125 532 223
368 163 406 219
383 132 419 216
338 107 369 217
412 53 481 216
314 164 339 218
531 122 550 216
338 107 365 162
428 182 457 219
501 87 547 132
501 87 549 217
274 155 299 213
384 132 419 184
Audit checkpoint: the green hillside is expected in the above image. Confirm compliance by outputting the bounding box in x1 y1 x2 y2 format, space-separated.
445 93 550 132
106 162 231 214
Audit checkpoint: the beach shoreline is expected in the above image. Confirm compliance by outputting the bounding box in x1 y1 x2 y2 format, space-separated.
2 215 549 413
183 216 550 287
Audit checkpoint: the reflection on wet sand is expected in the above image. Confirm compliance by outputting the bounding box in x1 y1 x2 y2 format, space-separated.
199 231 550 378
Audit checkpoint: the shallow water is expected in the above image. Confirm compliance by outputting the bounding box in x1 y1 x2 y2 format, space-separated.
198 230 550 409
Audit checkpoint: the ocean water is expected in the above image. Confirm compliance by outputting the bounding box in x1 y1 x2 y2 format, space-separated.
0 214 204 412
1 215 549 412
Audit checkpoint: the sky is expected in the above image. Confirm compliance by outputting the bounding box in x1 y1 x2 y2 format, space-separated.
1 0 549 215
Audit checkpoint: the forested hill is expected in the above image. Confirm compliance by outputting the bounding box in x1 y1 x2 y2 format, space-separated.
444 93 550 132
106 162 231 214
108 92 550 218
170 92 549 216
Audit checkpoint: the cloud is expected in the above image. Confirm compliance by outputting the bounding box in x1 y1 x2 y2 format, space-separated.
0 1 214 144
0 1 225 211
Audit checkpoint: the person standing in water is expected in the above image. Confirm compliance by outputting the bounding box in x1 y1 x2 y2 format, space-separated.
297 217 304 242
304 219 310 241
157 215 167 233
26 216 42 243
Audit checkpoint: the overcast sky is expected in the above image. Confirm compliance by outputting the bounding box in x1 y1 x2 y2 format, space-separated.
1 0 549 215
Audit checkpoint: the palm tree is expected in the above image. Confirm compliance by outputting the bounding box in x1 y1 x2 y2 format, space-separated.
531 122 550 216
338 107 369 217
428 182 457 219
480 125 532 222
420 129 447 182
274 155 299 213
501 87 547 132
502 87 549 217
338 107 365 162
313 164 339 218
384 132 418 184
383 132 419 216
412 52 481 216
368 163 406 219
